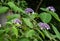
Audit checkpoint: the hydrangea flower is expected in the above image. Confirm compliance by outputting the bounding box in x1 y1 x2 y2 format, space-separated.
12 18 22 24
47 6 55 12
25 8 34 14
38 22 50 30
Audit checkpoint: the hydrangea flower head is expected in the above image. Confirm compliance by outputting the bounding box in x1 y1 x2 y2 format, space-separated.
38 22 50 30
25 8 34 14
47 6 55 12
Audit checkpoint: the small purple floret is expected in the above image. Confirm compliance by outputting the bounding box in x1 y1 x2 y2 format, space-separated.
12 19 22 24
25 8 34 14
38 22 50 30
47 6 55 12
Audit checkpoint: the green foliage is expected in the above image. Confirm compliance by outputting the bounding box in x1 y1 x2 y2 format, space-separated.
7 14 20 21
19 38 30 41
35 28 45 39
19 1 27 9
49 11 60 22
12 26 18 38
39 12 52 23
25 30 35 37
31 13 38 19
0 30 5 34
33 39 38 41
0 7 9 14
43 30 52 39
5 28 10 33
22 18 33 28
0 0 60 41
8 2 19 12
40 8 60 22
8 2 24 13
51 24 60 40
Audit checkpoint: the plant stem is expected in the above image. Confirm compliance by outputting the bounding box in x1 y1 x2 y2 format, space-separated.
35 0 43 12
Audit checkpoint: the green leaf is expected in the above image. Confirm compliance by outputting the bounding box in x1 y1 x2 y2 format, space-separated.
36 28 45 39
42 29 57 41
40 8 60 22
35 35 43 41
22 18 33 28
0 30 5 34
19 38 30 41
25 30 35 37
8 2 19 12
33 39 38 41
6 22 12 25
8 2 24 13
5 28 10 33
12 26 18 37
38 30 45 39
0 7 9 14
39 12 52 23
51 24 60 39
31 13 38 19
0 37 4 41
47 11 60 22
7 14 20 21
40 8 48 12
43 30 52 39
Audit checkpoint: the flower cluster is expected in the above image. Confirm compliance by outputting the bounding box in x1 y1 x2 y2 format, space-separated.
12 18 22 24
25 8 34 14
38 22 50 30
47 6 55 12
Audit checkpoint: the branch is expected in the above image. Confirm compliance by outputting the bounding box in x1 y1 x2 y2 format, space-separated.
35 0 43 12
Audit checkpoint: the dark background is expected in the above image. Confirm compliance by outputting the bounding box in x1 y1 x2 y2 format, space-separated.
26 0 60 16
